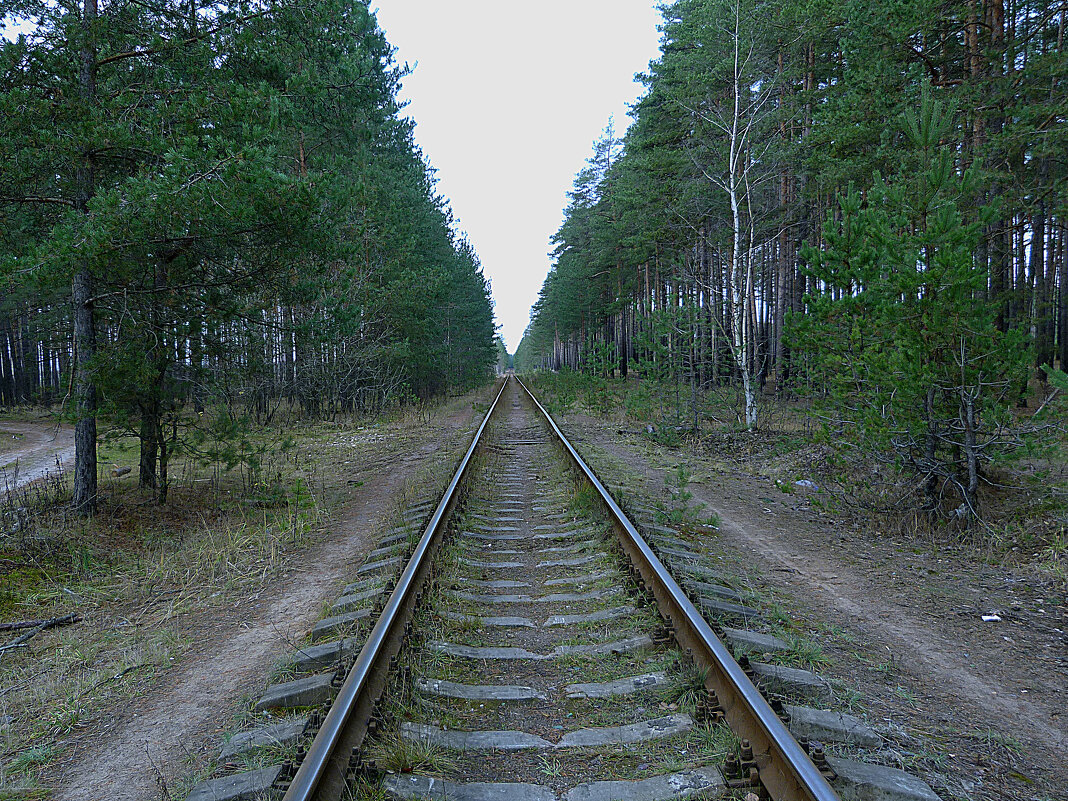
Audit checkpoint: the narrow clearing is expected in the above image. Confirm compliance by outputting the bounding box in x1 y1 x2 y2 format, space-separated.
52 405 480 801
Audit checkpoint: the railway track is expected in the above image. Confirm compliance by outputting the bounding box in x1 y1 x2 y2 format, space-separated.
189 376 940 801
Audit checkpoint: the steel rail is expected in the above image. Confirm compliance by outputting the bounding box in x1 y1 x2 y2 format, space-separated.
515 375 840 801
282 377 510 801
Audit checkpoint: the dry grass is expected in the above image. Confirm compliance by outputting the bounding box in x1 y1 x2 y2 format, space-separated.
0 492 318 793
0 386 493 794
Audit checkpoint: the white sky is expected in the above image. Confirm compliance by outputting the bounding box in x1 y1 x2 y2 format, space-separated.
371 2 663 352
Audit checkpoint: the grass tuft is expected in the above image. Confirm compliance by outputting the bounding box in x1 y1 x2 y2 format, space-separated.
367 732 457 775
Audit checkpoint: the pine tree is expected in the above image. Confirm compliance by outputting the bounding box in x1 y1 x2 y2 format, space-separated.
794 89 1032 519
0 1 498 507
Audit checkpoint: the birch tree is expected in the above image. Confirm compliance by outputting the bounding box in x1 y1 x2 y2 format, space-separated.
666 0 778 430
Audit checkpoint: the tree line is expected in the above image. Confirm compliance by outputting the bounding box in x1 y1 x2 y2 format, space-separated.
0 0 497 510
516 0 1066 520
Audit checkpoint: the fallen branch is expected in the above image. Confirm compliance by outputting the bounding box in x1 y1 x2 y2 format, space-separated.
88 662 153 691
0 613 81 653
0 613 81 633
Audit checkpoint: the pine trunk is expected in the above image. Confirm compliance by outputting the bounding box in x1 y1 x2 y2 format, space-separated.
72 0 99 515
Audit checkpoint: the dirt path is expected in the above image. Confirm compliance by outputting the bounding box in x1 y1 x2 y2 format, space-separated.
0 421 75 493
565 417 1067 801
700 494 1067 748
52 404 481 801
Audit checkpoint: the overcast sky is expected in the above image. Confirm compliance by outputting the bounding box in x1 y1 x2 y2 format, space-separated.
371 2 663 351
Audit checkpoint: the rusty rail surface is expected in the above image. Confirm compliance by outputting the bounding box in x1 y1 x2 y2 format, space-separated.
282 378 509 801
514 375 840 801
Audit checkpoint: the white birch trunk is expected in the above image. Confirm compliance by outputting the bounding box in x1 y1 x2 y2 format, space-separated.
726 0 758 431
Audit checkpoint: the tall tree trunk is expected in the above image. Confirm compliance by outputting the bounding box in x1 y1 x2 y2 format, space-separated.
1033 200 1053 371
923 385 939 515
72 268 97 514
1058 222 1068 368
724 0 757 430
158 417 170 504
0 317 14 406
961 388 980 519
72 0 99 515
139 405 158 489
16 312 29 403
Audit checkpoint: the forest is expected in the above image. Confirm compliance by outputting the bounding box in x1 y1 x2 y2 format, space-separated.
517 0 1068 523
0 1 498 510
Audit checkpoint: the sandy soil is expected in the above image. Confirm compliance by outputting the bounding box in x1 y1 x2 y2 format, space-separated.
0 421 75 493
560 414 1067 801
49 395 485 801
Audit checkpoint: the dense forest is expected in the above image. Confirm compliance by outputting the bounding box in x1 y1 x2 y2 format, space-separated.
517 0 1067 521
0 1 497 510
